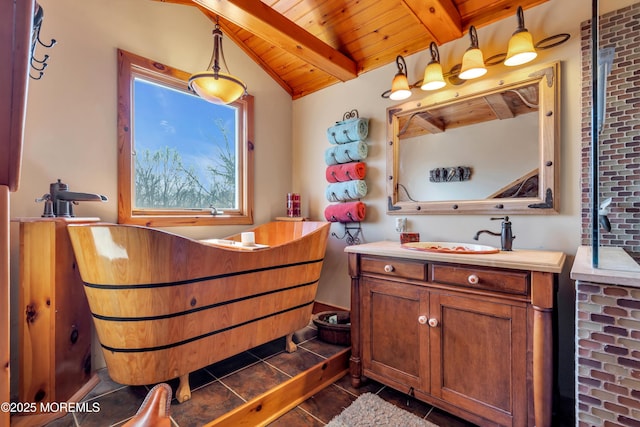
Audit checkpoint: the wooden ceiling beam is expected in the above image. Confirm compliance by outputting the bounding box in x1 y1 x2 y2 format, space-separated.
196 7 295 96
152 0 297 95
152 0 195 5
191 0 358 82
401 0 463 45
456 0 548 31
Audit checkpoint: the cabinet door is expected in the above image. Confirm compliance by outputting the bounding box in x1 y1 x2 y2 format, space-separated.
19 221 94 404
429 291 527 426
361 277 429 392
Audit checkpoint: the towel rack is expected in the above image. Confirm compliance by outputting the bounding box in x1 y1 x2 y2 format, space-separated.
343 109 359 120
331 222 362 245
326 108 368 244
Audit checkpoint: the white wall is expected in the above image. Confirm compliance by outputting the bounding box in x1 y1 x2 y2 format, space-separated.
292 0 638 400
10 0 293 230
400 114 538 201
9 0 293 391
294 0 583 306
9 0 636 403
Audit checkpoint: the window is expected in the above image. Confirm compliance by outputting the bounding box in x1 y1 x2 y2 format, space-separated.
117 49 254 226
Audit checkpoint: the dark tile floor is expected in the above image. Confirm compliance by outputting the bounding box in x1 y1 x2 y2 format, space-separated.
39 324 478 427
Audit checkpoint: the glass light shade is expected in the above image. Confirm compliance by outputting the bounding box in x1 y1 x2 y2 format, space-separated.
421 62 446 91
459 48 487 80
389 72 411 100
504 31 537 66
189 71 246 105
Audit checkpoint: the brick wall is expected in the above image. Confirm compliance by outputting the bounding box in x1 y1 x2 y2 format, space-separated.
577 4 640 425
576 281 640 426
580 2 640 260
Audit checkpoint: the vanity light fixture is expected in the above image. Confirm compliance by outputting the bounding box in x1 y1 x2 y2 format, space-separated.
189 20 247 105
504 6 538 66
459 26 487 80
389 55 412 101
380 12 570 99
421 42 446 91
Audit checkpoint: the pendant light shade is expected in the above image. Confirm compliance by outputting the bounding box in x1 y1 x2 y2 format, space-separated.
389 55 412 101
189 71 247 104
421 42 446 91
504 6 537 66
459 26 487 80
189 23 247 105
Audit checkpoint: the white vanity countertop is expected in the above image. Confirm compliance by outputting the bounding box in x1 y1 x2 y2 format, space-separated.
345 241 566 273
571 246 640 287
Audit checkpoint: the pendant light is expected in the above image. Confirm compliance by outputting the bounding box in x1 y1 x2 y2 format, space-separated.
504 6 537 66
459 26 487 80
189 20 247 105
421 42 446 91
389 55 412 101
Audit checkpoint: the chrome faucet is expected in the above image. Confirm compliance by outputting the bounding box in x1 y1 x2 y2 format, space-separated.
473 216 515 251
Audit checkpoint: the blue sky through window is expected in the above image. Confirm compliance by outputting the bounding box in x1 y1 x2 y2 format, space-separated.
133 77 236 184
133 78 238 209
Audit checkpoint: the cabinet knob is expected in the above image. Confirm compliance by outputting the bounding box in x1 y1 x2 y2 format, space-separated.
384 264 394 273
418 315 428 324
428 318 439 327
467 274 479 285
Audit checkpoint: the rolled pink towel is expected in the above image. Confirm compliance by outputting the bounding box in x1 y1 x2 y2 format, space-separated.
324 202 366 223
326 162 367 183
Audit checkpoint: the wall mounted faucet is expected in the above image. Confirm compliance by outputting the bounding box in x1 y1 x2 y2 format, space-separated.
473 216 515 251
35 179 107 217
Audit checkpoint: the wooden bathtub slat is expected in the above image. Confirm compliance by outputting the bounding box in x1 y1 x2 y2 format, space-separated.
83 262 324 318
204 348 350 427
101 304 316 385
95 298 316 351
66 221 331 387
81 257 324 290
91 278 318 323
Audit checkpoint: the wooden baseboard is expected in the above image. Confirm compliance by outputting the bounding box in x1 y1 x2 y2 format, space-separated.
313 301 350 314
10 373 100 427
204 348 350 427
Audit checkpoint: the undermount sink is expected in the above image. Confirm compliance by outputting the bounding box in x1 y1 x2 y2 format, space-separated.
401 241 500 254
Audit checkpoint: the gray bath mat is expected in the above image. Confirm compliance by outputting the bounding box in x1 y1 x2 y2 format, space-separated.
326 393 439 427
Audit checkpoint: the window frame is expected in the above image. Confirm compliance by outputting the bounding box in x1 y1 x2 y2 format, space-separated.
117 49 254 227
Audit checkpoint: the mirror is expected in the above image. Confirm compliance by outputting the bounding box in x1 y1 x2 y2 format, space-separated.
387 61 560 215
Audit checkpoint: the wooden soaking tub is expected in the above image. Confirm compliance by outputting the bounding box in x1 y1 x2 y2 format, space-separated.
67 221 330 402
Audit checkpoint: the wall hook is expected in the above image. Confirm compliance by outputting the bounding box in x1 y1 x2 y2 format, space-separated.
30 2 57 80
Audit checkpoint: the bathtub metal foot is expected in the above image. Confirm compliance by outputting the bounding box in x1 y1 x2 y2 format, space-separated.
286 333 297 353
176 374 191 403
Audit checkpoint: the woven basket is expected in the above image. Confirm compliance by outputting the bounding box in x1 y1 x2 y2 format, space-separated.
312 311 351 346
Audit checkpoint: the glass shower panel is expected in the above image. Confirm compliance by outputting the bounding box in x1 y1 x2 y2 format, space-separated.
592 0 640 271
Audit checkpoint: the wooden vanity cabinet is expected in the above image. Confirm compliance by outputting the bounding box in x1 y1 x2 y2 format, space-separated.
348 247 564 427
15 218 99 408
360 277 428 392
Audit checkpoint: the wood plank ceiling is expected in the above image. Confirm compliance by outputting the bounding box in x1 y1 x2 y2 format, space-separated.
155 0 549 99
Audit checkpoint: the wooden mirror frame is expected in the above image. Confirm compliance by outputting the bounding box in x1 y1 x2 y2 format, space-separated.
387 61 560 215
